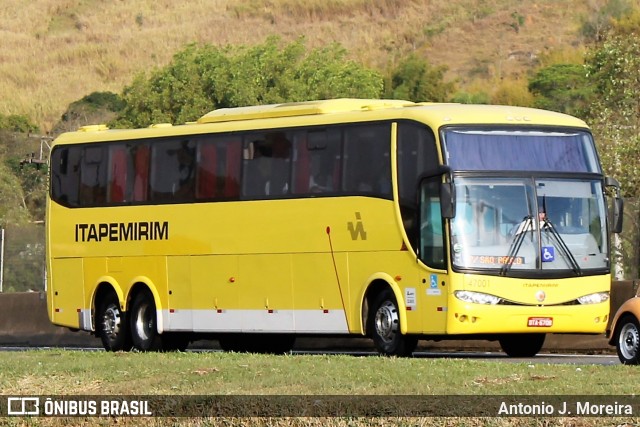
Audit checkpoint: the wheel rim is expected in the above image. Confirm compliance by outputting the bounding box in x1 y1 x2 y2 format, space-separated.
133 302 153 342
102 304 121 340
619 322 640 361
375 300 399 344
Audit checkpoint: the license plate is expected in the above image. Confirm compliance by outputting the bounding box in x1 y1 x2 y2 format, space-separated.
527 317 553 327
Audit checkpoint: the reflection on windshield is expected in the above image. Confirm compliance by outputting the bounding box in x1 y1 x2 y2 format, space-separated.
450 178 608 274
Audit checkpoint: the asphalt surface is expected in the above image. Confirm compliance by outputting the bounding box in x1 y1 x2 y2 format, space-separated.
0 346 621 365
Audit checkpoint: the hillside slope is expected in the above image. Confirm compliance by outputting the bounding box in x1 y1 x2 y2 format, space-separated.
0 0 595 132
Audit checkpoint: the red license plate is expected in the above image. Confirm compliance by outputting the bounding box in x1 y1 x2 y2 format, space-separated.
527 317 553 327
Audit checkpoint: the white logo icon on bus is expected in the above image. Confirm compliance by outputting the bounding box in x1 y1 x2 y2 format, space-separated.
541 246 555 263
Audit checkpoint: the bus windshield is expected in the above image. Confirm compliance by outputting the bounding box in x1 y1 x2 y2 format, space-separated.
449 177 608 274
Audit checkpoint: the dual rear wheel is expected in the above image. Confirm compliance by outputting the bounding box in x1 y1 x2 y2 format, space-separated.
96 289 189 352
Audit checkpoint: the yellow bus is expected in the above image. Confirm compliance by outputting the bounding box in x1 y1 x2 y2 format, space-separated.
46 99 623 356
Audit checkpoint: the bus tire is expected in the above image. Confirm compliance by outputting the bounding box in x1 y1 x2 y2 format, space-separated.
616 315 640 365
130 290 163 351
499 333 545 357
96 292 132 352
369 289 417 357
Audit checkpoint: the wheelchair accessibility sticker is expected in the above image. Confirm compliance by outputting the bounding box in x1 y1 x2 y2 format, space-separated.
541 246 555 263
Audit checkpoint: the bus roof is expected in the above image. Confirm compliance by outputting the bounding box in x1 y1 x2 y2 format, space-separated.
196 99 588 129
196 98 416 123
54 99 589 145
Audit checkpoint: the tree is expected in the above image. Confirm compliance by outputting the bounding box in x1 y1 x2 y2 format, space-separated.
585 24 640 279
385 54 455 102
114 37 384 128
528 63 594 116
580 0 636 42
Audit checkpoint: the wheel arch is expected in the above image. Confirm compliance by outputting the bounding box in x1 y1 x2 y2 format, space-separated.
360 274 405 336
92 279 124 331
608 297 640 345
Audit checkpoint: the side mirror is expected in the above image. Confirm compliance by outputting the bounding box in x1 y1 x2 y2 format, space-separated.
440 182 455 219
612 196 623 234
605 176 623 234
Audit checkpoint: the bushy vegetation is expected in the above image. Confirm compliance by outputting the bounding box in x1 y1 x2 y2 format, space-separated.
0 114 39 134
114 37 385 127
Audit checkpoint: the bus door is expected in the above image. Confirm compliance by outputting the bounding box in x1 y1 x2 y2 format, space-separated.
418 178 448 333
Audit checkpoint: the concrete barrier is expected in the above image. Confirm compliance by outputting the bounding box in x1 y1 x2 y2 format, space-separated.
1 281 637 352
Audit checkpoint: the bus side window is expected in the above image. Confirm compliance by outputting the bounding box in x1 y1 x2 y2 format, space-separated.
51 147 82 207
243 140 270 197
343 124 391 197
293 133 311 194
79 146 107 206
420 179 446 269
108 145 129 203
196 138 241 200
242 132 291 198
223 141 241 198
196 140 217 199
132 144 150 202
150 139 195 202
293 128 341 195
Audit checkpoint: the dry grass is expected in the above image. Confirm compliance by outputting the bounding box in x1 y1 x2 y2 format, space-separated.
0 0 596 132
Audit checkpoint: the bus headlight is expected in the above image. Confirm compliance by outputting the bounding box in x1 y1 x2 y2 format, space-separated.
577 292 610 305
454 290 502 305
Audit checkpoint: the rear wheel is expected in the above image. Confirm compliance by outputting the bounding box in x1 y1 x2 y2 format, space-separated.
96 292 132 352
130 290 163 351
369 289 418 357
616 315 640 365
499 333 545 357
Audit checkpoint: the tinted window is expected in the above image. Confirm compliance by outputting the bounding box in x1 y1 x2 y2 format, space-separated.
397 122 439 248
343 124 392 198
292 128 342 195
50 147 81 207
242 131 292 198
50 122 397 207
196 136 241 200
150 139 196 202
79 146 107 205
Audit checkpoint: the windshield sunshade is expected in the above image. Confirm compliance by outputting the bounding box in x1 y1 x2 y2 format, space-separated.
443 129 600 172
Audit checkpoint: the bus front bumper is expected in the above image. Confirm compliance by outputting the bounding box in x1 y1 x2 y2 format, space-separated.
445 300 609 335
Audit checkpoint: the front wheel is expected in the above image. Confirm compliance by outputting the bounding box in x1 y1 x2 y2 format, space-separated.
499 333 545 357
616 315 640 365
130 290 163 351
96 292 132 352
369 289 418 357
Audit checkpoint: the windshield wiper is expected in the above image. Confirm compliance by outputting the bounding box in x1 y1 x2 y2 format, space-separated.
541 219 582 275
500 215 533 276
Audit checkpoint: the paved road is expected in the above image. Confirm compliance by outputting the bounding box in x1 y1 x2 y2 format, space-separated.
0 346 620 365
297 349 621 365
